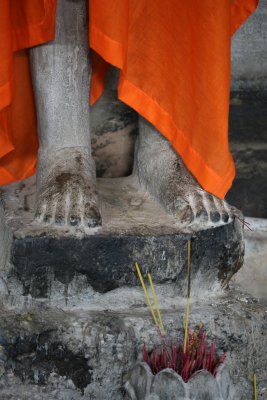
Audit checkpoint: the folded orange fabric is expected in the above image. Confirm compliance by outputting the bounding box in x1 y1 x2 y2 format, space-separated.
0 0 258 198
0 0 56 185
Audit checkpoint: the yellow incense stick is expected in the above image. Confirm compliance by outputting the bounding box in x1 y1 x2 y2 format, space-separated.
253 373 257 400
135 262 158 327
148 273 166 336
183 240 191 353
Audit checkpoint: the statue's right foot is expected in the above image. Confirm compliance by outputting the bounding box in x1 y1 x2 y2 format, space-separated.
35 147 101 228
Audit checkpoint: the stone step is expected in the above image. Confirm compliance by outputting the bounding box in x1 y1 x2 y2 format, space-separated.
0 287 265 399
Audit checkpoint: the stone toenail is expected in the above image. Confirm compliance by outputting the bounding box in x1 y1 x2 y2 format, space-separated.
222 213 229 223
43 214 52 223
55 215 64 225
69 216 80 226
87 217 102 228
35 212 41 220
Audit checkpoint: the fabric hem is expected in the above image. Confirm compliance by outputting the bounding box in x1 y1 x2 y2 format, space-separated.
0 158 36 187
118 77 235 199
90 24 124 69
231 0 259 35
12 0 56 51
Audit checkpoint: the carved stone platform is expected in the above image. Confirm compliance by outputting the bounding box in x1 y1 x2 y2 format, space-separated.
0 178 265 400
0 287 266 400
0 175 243 298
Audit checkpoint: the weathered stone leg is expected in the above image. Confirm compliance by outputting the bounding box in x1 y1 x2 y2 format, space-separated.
134 117 233 227
30 0 101 227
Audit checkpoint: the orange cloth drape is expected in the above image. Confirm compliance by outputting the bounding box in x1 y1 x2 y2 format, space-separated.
0 0 258 198
0 0 56 185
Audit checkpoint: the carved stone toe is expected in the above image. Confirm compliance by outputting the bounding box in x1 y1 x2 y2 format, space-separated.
173 200 194 226
84 203 102 227
221 211 230 223
209 210 221 223
195 209 209 223
68 215 81 226
54 214 65 225
187 190 233 227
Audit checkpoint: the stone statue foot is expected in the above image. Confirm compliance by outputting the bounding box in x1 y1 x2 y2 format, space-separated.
163 175 232 227
135 118 233 227
35 147 101 228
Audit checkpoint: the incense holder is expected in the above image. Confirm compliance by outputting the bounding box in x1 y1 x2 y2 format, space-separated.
123 362 237 400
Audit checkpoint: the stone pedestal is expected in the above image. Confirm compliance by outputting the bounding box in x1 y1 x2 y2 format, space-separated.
1 175 243 298
0 287 266 400
1 176 264 400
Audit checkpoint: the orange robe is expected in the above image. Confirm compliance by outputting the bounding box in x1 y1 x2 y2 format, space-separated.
0 0 258 198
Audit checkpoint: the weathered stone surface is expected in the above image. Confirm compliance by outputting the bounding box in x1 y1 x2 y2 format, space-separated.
0 287 266 399
0 200 12 277
227 1 267 215
231 0 267 91
233 217 267 303
0 176 243 298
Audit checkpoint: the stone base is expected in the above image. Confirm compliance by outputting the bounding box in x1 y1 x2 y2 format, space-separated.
0 176 264 400
233 217 267 304
0 287 266 400
0 176 243 298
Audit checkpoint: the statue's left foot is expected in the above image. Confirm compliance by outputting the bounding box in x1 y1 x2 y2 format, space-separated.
163 182 233 227
135 118 233 227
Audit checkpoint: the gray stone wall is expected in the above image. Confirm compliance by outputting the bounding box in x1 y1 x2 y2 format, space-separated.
231 0 267 90
228 0 267 217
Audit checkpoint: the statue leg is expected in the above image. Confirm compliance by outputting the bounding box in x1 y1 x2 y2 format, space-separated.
134 117 233 227
29 0 101 227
